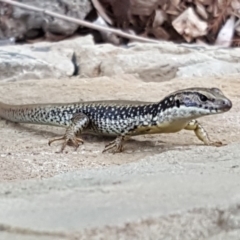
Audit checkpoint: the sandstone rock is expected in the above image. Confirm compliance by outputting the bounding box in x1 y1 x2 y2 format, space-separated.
74 40 240 82
1 34 240 82
177 60 240 78
0 0 92 40
0 46 73 82
0 35 94 82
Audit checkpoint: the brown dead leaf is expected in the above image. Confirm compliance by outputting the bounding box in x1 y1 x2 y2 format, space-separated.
197 0 214 4
235 19 240 36
166 2 180 16
172 7 208 42
130 0 159 16
215 15 235 47
149 26 170 40
196 2 209 20
171 0 181 7
232 35 240 46
209 0 232 34
91 0 113 25
152 9 166 27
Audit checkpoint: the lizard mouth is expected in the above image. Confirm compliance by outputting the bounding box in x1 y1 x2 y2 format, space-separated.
187 98 232 114
209 99 232 113
219 98 232 112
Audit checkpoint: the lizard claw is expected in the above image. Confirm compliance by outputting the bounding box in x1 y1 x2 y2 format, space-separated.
48 135 84 153
208 141 226 147
102 136 124 153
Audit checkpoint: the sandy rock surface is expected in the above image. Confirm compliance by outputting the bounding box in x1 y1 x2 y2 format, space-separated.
0 74 240 239
2 35 240 83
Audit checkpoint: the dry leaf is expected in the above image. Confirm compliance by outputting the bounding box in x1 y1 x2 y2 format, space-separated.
212 2 220 17
196 38 209 46
92 0 237 46
91 0 113 25
166 3 180 16
231 0 240 9
235 19 240 36
152 9 166 27
146 26 170 40
209 0 232 34
93 16 121 45
171 0 181 6
197 0 213 4
231 0 240 15
172 7 208 42
215 15 235 47
130 0 159 16
196 2 208 20
232 36 240 47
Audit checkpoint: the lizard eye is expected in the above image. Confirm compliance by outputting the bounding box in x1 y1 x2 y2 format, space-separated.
199 94 208 102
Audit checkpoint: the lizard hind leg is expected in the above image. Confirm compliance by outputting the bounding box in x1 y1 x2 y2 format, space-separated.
48 113 89 153
102 136 126 154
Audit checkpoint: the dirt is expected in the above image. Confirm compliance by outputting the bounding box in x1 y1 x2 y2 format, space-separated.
0 74 239 182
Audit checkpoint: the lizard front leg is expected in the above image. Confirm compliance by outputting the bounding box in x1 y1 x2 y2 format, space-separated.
184 119 223 146
48 113 89 152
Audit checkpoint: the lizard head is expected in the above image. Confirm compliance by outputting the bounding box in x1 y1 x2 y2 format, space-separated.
159 87 232 119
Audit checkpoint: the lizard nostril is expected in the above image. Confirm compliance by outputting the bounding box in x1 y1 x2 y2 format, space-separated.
222 99 232 109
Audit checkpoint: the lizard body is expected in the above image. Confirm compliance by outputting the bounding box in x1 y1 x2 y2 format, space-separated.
0 87 232 153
